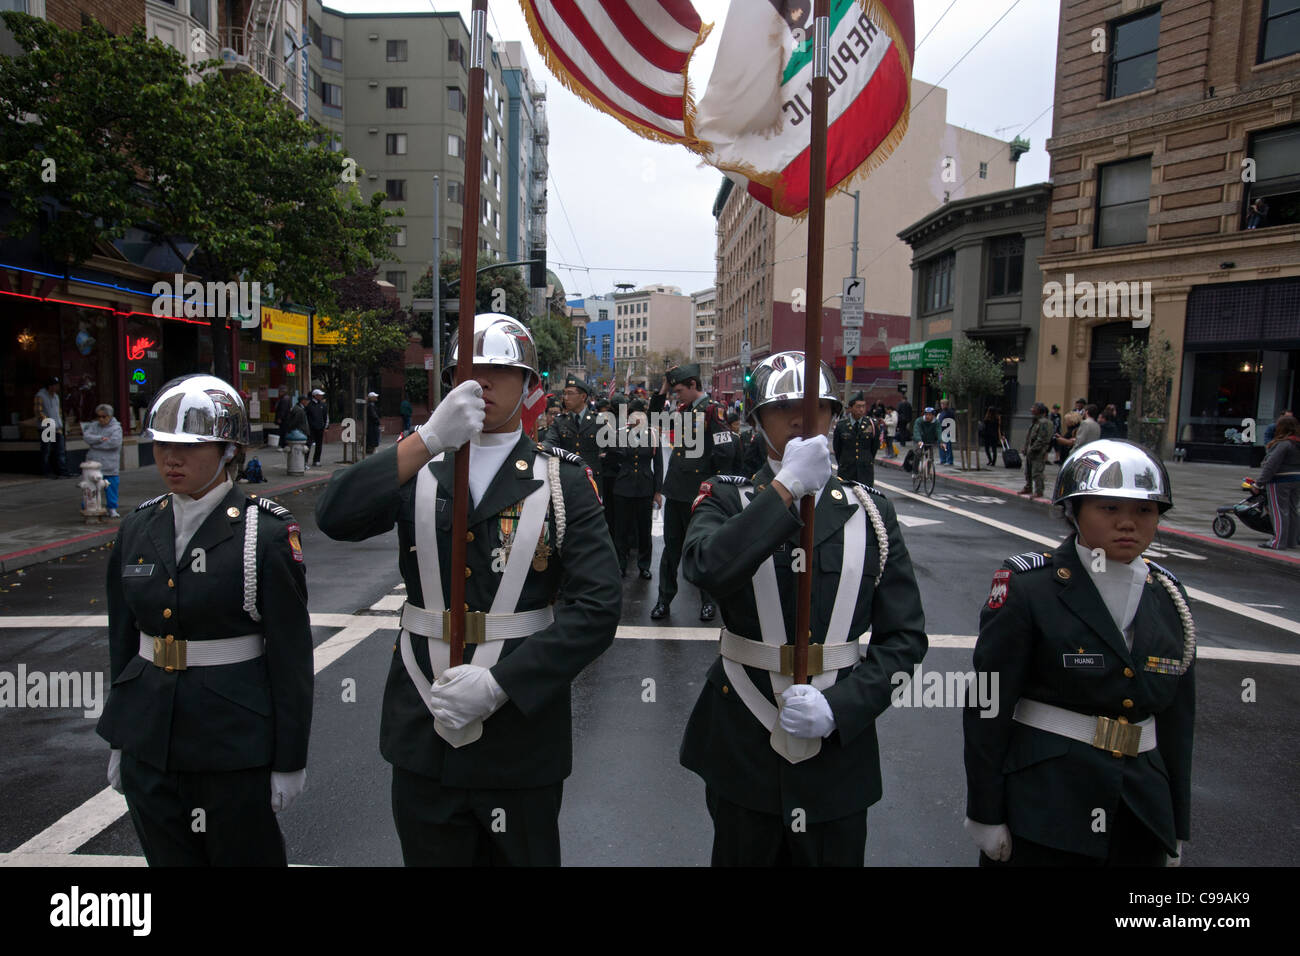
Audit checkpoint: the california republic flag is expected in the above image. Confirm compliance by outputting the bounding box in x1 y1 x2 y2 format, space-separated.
694 0 913 216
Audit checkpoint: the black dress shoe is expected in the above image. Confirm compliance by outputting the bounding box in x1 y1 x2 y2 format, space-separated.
639 568 653 580
650 602 670 620
699 603 716 622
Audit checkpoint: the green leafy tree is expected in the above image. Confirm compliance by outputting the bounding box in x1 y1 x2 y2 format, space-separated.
1119 329 1176 458
320 307 410 438
0 13 396 380
933 339 1005 471
411 254 530 320
530 313 574 379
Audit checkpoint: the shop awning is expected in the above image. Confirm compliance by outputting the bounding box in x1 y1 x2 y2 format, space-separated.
889 338 952 370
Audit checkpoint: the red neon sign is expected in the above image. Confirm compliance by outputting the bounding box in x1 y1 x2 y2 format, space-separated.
127 336 156 361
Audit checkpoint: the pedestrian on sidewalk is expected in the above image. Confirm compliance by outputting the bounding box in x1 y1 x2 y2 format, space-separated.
365 391 381 454
1055 410 1081 463
400 394 413 434
1100 404 1121 440
82 404 123 517
273 386 291 445
1256 413 1300 550
1019 403 1054 498
306 388 328 468
965 438 1194 867
980 407 1002 466
895 397 913 450
883 406 898 457
97 374 313 865
35 376 73 478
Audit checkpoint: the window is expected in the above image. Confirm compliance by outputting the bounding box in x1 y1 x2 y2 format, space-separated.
979 161 988 179
385 271 407 292
309 69 321 96
309 17 322 50
481 198 492 226
385 179 406 201
322 82 342 109
393 227 407 248
387 39 407 62
1107 8 1160 99
321 34 342 63
987 236 1024 297
493 172 500 193
448 134 464 159
922 253 954 312
449 38 466 69
482 155 490 181
1243 124 1300 228
386 133 407 155
386 87 407 109
447 180 464 204
1096 156 1151 247
1261 0 1300 62
190 0 210 30
448 226 462 246
447 87 465 113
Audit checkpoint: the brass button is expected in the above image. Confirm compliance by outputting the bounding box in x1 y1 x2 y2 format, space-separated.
830 489 843 500
159 499 168 510
226 507 240 517
466 531 475 542
1056 568 1071 580
1111 751 1123 759
1122 698 1134 709
165 635 174 644
721 685 729 694
164 665 174 673
166 634 174 641
515 460 528 471
465 567 472 578
1123 667 1134 678
163 608 172 619
167 578 174 588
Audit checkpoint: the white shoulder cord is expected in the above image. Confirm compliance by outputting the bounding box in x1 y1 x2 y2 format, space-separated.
243 503 261 622
848 485 888 587
1152 570 1196 671
548 455 566 551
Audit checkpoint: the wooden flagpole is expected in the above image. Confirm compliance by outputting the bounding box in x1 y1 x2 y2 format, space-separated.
448 0 490 668
794 0 831 686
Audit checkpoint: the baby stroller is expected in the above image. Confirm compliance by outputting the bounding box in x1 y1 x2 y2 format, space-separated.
1212 478 1274 538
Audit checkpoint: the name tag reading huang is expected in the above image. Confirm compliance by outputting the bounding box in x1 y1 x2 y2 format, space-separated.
1062 653 1103 670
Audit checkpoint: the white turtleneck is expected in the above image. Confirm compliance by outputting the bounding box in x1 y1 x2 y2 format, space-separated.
468 428 522 505
768 457 826 506
1074 539 1148 650
171 478 233 561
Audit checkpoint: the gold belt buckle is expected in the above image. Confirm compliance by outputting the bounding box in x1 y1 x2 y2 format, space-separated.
778 644 824 677
440 610 488 645
1092 715 1140 757
151 636 187 672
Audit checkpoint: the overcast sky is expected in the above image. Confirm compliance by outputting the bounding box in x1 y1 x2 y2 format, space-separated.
328 0 1060 298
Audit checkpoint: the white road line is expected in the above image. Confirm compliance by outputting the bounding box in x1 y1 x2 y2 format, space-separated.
617 625 717 641
367 594 405 612
877 480 1300 637
897 515 943 528
0 852 145 867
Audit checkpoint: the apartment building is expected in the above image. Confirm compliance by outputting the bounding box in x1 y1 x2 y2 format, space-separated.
691 287 717 389
613 284 693 388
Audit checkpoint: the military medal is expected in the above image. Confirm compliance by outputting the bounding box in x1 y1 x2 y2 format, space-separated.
497 503 522 565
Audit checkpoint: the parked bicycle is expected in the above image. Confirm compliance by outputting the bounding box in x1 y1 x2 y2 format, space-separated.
912 440 936 496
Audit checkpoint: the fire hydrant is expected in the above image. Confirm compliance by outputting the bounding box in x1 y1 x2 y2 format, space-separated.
79 460 108 522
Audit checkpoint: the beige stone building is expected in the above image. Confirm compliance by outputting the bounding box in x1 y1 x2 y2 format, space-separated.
1038 0 1300 461
713 78 1020 402
613 284 693 387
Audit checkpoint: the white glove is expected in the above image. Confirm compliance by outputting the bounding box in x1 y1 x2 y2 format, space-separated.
429 664 508 730
271 769 307 813
774 435 833 499
1167 840 1183 867
964 817 1012 862
418 380 485 456
107 749 123 794
779 684 836 738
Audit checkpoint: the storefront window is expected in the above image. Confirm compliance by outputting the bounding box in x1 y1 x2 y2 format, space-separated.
125 317 166 433
61 308 116 437
0 301 60 439
1183 351 1260 443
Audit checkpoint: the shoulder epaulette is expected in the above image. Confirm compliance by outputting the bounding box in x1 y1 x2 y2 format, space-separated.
134 493 168 512
536 443 584 467
1144 557 1179 584
249 496 292 519
838 477 884 497
1004 550 1050 572
714 474 749 485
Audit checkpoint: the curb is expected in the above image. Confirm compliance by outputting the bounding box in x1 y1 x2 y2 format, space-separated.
875 457 1300 571
0 471 336 575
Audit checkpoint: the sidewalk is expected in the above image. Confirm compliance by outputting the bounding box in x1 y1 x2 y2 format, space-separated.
875 444 1300 569
0 440 377 574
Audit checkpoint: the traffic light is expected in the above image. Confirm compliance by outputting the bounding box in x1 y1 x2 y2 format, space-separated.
541 370 549 382
743 366 752 385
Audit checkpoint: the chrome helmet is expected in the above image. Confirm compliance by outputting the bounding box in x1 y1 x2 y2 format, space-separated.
144 374 250 445
745 351 843 424
442 313 540 389
1053 438 1172 512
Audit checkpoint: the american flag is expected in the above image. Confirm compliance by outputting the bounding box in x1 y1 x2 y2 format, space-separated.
519 0 710 144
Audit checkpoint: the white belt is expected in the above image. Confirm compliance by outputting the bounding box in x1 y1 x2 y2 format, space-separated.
720 628 859 677
138 632 264 670
400 601 554 643
1013 698 1156 756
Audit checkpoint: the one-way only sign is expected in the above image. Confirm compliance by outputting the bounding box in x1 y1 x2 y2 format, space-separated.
841 276 864 328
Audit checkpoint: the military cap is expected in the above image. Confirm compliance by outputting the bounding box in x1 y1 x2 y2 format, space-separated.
563 376 590 395
666 364 701 387
849 391 866 405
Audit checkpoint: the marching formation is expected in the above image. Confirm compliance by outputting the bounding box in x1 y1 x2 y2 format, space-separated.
95 313 1197 868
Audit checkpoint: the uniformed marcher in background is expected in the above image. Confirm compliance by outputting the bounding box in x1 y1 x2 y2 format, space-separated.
543 376 604 484
598 393 628 533
1020 402 1054 498
98 375 313 866
316 314 620 866
833 392 878 487
964 438 1194 867
650 363 741 622
680 352 928 865
611 397 663 578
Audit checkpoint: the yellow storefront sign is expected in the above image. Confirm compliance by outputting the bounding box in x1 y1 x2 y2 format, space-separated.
260 306 343 346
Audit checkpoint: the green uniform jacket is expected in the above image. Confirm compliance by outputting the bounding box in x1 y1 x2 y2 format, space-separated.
656 395 742 502
1025 417 1053 456
314 435 621 788
680 464 928 823
97 486 314 773
833 415 878 480
963 537 1194 857
542 408 605 482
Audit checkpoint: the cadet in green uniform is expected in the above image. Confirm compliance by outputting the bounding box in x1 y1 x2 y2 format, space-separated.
964 438 1194 866
611 398 663 578
316 314 620 866
650 363 741 622
542 376 604 483
97 375 313 866
680 352 928 866
1020 402 1055 498
832 392 878 487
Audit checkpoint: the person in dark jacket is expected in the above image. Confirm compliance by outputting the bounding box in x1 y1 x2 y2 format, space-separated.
612 399 663 577
306 388 329 467
965 439 1193 867
365 391 381 454
895 397 913 449
833 392 879 486
1256 413 1300 550
283 394 309 442
980 408 1003 467
273 386 292 445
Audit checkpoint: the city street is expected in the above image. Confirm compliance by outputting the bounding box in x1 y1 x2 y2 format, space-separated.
1 468 1296 867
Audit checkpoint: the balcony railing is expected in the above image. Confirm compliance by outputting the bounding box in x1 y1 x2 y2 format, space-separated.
218 25 301 107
